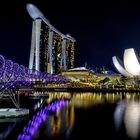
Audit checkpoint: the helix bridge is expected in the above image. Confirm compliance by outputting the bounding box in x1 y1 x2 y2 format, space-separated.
0 55 67 108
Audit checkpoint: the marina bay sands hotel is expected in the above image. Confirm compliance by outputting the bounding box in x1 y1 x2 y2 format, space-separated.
26 4 75 74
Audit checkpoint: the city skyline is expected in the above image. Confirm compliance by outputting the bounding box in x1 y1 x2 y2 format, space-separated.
0 1 140 72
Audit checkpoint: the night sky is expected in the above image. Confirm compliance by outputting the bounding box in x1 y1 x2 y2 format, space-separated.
0 1 140 71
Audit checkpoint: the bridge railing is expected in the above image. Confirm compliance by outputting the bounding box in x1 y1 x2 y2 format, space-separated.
0 54 67 87
0 54 67 107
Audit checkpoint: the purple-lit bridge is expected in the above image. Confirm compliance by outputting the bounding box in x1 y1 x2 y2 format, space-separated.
0 55 66 107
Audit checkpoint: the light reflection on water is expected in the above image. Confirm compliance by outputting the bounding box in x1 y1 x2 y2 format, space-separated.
18 99 70 140
44 103 75 139
48 92 140 140
0 117 28 140
1 92 140 140
114 99 140 139
124 101 140 139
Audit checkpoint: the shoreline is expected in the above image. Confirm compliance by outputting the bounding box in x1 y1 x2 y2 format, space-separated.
34 87 140 93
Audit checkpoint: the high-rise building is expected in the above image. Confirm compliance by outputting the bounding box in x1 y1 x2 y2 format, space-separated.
52 32 62 74
29 19 49 72
65 37 75 69
26 4 75 74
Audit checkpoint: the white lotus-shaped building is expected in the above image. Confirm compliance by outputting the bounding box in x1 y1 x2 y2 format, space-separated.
112 48 140 77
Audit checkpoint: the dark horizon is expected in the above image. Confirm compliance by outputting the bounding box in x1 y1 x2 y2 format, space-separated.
0 1 140 72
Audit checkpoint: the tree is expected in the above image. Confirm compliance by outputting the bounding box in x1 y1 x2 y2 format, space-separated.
99 77 110 84
119 76 127 83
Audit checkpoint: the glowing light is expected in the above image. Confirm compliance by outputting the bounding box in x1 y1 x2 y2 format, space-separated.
124 101 140 139
124 48 140 76
18 99 68 140
112 56 132 77
112 48 140 77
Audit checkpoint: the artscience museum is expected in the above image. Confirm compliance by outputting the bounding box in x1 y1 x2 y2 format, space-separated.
112 48 140 77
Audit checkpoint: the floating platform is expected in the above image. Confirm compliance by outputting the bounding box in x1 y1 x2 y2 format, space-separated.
0 108 29 118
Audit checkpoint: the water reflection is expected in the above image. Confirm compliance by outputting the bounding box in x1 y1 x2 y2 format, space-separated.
43 103 75 139
47 92 123 108
114 101 125 131
0 117 28 140
3 92 140 140
124 101 140 139
18 99 70 140
48 92 140 139
114 99 140 139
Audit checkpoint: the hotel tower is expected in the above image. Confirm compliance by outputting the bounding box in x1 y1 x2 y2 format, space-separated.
26 4 75 74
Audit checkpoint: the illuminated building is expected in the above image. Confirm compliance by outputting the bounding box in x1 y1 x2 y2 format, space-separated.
65 37 75 69
26 4 75 74
112 48 140 77
61 67 120 83
61 67 96 83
